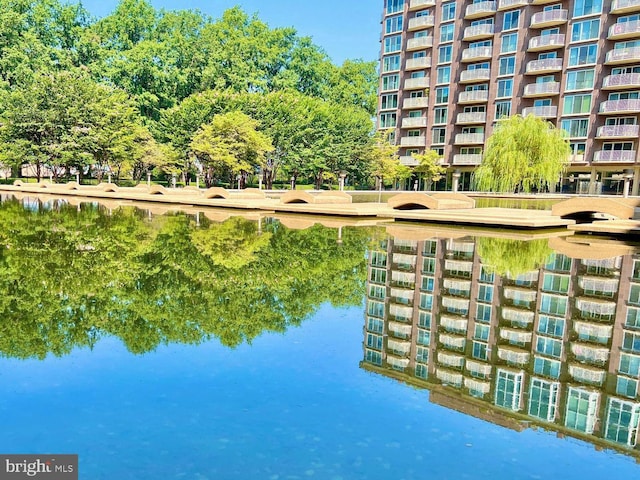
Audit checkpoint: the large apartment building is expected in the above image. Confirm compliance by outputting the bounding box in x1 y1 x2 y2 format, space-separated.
378 0 640 195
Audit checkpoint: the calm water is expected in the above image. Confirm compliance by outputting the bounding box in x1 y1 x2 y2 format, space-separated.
0 195 639 479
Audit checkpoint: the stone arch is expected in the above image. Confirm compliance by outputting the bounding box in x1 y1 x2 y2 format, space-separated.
65 181 81 190
96 182 119 192
551 197 634 223
13 180 24 186
148 185 168 195
388 193 439 210
202 187 230 199
315 191 352 204
431 192 475 208
280 191 315 204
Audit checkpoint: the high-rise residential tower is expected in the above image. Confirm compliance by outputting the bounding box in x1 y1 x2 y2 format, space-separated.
378 0 640 194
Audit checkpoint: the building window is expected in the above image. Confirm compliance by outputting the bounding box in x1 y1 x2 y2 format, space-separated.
495 101 511 119
565 69 595 91
571 19 600 43
384 35 402 54
434 106 448 124
367 317 384 333
496 79 513 98
476 303 492 323
440 23 454 43
534 356 561 378
379 113 397 128
620 353 640 376
435 86 449 104
478 285 493 302
563 94 592 115
385 15 403 34
438 45 452 64
573 0 603 17
436 66 451 84
542 273 570 294
474 324 490 341
568 44 598 67
386 0 405 15
381 74 399 91
538 315 565 337
501 33 518 53
380 94 398 110
503 10 520 31
561 118 589 138
382 55 401 73
472 341 488 360
432 127 446 144
442 2 456 21
498 56 516 76
536 335 563 358
540 294 568 316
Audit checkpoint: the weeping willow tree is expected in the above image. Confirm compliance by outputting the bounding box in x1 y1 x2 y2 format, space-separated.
473 114 571 193
476 237 553 276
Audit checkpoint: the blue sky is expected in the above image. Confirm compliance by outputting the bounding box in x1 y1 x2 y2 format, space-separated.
77 0 382 64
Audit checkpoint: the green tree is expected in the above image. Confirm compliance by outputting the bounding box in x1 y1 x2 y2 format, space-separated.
412 150 446 191
476 237 553 276
472 114 571 193
191 111 273 188
365 129 401 190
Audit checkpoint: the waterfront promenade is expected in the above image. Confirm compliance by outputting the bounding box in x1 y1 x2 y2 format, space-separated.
1 181 639 236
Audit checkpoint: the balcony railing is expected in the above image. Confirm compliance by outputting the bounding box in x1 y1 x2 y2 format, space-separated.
454 133 485 144
523 82 560 97
401 116 428 128
400 136 427 147
522 105 558 118
408 15 435 31
407 36 433 51
611 0 640 13
530 9 568 28
608 20 640 40
453 154 483 165
605 46 640 64
403 97 429 109
599 98 640 113
525 57 563 74
458 90 489 103
460 69 491 83
602 72 640 89
405 56 432 70
462 46 493 62
399 155 419 166
409 0 436 10
593 150 637 162
457 111 487 124
465 1 497 18
596 124 640 138
498 0 528 9
463 24 495 40
404 77 430 90
528 33 565 51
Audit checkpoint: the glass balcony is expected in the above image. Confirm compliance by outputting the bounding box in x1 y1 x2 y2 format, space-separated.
498 0 528 10
407 36 433 51
460 68 491 83
592 150 637 162
401 116 428 128
523 82 560 97
463 24 495 41
605 46 640 64
458 90 490 103
405 56 432 70
457 112 487 124
525 57 563 74
399 155 420 166
454 133 485 145
528 34 565 52
602 72 640 89
465 1 497 19
404 77 430 90
408 15 435 31
599 99 640 114
522 105 558 118
596 124 640 139
611 0 640 14
608 20 640 40
531 0 560 4
530 9 568 28
461 46 493 63
403 97 429 109
400 136 427 147
409 0 436 10
453 154 483 165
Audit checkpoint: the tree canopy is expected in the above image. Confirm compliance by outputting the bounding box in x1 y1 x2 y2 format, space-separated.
472 115 571 193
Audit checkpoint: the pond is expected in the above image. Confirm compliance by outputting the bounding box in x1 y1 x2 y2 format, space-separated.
0 194 639 479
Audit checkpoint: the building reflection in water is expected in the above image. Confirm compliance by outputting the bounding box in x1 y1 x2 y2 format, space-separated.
361 226 640 459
